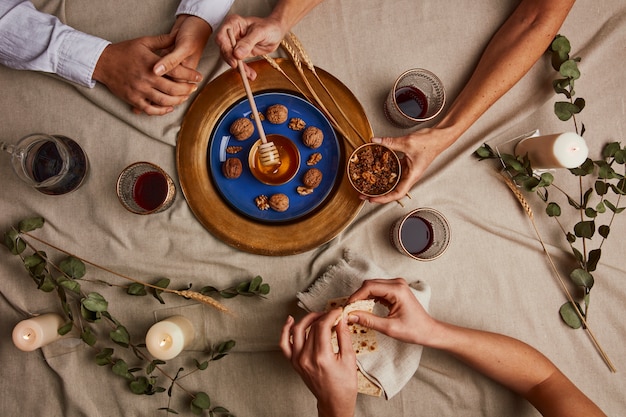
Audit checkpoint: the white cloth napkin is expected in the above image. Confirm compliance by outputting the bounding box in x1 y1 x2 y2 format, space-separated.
296 251 431 399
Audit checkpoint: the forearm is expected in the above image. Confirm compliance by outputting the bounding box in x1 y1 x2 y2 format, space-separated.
427 320 606 417
428 321 556 395
435 0 574 139
268 0 325 33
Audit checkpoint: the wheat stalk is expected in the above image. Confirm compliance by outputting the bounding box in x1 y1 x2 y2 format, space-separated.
500 173 616 372
287 32 368 145
279 39 359 150
174 290 229 313
22 232 229 314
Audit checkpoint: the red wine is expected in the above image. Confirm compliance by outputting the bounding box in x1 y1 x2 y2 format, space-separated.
133 171 168 211
400 216 433 255
395 86 428 119
26 136 88 195
31 141 63 182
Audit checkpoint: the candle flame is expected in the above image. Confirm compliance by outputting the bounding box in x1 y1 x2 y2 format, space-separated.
159 338 167 347
22 331 33 341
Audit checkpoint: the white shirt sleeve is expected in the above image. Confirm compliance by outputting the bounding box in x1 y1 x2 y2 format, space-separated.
176 0 234 30
0 0 110 88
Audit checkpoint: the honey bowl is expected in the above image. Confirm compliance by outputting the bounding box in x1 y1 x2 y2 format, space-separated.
347 143 401 197
248 134 301 186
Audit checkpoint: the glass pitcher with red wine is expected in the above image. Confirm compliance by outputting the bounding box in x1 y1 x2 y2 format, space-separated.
1 133 89 195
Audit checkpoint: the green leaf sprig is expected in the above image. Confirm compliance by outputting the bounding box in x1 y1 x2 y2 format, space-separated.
474 35 622 372
3 217 272 414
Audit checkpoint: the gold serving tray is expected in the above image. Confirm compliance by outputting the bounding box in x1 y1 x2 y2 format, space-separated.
176 58 372 256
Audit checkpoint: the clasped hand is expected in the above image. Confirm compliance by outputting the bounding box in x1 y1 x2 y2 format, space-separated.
93 15 211 116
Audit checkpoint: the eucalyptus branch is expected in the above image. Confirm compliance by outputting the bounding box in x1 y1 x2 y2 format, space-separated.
2 217 264 415
473 34 625 372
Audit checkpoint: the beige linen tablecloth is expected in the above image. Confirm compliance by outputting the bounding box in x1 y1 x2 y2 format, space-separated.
1 1 625 416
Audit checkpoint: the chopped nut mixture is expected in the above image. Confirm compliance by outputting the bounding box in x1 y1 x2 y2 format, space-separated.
348 145 400 195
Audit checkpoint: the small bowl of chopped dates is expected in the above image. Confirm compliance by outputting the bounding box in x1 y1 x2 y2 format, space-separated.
347 143 401 197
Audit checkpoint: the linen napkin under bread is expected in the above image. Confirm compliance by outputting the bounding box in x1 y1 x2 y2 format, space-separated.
296 251 431 399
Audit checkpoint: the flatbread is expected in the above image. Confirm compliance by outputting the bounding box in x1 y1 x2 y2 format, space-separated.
325 297 382 396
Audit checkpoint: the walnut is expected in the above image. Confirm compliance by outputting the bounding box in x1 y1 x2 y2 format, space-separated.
266 104 288 124
306 152 322 166
288 117 306 131
269 193 289 212
229 118 254 141
297 186 314 196
302 126 324 149
302 168 323 189
255 195 270 210
226 146 243 154
249 113 265 121
222 158 242 179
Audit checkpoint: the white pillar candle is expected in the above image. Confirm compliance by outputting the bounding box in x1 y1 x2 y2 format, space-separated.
145 315 195 360
514 132 588 169
12 313 65 352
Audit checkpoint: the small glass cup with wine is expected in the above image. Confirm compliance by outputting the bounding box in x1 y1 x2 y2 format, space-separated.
383 68 446 128
1 133 89 195
116 162 176 214
390 207 451 261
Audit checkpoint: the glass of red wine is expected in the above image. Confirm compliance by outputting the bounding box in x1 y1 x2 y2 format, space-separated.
1 133 89 195
390 207 451 261
383 68 446 128
116 162 176 214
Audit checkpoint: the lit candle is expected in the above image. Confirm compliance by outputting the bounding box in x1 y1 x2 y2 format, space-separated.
145 315 195 360
514 132 588 169
12 313 65 352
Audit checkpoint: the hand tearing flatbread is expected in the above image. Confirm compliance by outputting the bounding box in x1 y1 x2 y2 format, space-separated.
325 297 382 397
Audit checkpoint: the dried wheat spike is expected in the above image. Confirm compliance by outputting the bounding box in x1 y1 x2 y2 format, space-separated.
176 290 229 313
501 174 534 220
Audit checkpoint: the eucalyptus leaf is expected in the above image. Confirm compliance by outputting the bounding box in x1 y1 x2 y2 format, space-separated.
546 202 561 217
58 321 74 336
152 278 170 304
58 277 81 294
80 328 97 346
594 180 608 195
4 229 26 255
112 359 134 380
195 359 209 370
95 348 114 365
18 217 45 232
559 302 583 329
127 283 147 296
59 256 86 279
587 249 601 274
602 142 620 158
82 292 109 313
192 392 211 410
573 221 595 238
555 101 580 121
598 225 610 238
570 268 594 287
38 275 56 292
129 376 149 395
110 325 131 348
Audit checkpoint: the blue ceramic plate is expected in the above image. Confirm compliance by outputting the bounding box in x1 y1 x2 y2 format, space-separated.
208 92 340 223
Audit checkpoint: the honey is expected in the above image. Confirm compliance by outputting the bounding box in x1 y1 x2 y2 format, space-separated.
248 134 300 185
